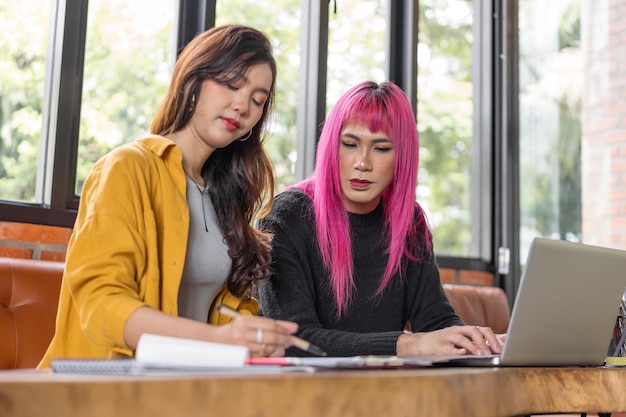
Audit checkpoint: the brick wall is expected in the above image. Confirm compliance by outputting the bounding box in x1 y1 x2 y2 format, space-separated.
0 221 71 262
581 0 626 248
439 268 493 286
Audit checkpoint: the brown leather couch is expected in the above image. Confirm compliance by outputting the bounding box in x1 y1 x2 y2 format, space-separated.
443 283 510 334
0 257 63 369
0 256 511 369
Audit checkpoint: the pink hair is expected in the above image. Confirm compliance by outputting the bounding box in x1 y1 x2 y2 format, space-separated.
295 81 432 316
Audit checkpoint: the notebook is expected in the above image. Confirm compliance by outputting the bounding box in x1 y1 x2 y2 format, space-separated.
445 237 626 367
51 334 254 375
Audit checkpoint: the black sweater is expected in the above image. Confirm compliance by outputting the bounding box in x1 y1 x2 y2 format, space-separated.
257 189 463 357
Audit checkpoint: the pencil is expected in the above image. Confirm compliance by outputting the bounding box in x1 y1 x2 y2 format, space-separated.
216 304 327 357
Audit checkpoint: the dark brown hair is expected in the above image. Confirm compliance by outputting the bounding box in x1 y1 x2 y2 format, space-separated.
151 25 276 299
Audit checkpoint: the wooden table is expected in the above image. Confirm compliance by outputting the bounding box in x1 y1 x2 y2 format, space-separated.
1 366 625 417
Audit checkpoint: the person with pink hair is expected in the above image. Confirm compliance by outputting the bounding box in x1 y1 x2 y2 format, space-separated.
258 80 502 357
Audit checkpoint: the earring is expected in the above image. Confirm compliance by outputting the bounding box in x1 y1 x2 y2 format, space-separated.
238 130 253 142
188 94 196 113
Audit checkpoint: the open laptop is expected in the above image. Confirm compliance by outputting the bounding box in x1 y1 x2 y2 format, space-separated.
445 237 626 367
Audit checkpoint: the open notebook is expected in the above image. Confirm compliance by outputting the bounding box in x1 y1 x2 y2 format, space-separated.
50 334 261 375
445 237 626 367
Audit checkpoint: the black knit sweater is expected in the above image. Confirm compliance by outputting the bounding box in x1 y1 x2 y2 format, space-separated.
257 188 463 357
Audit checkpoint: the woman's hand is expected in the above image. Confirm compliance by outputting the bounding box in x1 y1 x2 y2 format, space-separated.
214 315 299 357
396 325 503 357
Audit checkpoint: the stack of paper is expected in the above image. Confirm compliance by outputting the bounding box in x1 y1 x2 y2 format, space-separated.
51 334 259 375
135 334 249 368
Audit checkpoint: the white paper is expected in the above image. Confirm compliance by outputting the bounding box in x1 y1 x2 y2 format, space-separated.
135 333 249 369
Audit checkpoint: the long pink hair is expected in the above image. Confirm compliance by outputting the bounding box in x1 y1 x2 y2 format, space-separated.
295 81 432 316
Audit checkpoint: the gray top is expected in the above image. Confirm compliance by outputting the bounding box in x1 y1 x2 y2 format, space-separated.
178 176 231 322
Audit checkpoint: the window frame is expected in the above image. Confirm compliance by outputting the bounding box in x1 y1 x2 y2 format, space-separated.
0 0 211 227
0 0 509 291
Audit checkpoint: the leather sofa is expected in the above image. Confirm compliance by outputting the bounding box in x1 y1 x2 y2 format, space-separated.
0 257 63 369
443 283 511 334
0 255 510 369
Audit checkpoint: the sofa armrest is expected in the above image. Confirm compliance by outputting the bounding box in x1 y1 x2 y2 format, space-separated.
0 257 64 369
443 283 510 334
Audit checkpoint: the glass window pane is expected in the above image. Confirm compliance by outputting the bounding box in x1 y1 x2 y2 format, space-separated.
216 0 302 191
326 0 387 108
0 0 52 203
417 0 474 256
518 0 583 261
76 0 176 194
519 0 626 264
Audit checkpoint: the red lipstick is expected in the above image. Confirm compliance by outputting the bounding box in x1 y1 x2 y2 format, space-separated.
350 179 371 189
222 117 240 131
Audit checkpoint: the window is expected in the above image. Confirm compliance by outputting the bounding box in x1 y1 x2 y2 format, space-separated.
0 1 499 285
0 0 53 203
215 0 302 191
517 0 626 261
417 0 480 258
326 0 387 107
76 0 176 194
0 0 181 226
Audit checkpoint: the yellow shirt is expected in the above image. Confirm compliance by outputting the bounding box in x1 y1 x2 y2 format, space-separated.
39 135 257 368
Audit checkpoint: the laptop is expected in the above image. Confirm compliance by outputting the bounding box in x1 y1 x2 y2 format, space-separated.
445 237 626 367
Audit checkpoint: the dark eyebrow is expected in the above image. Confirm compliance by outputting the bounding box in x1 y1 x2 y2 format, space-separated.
224 72 271 96
342 131 392 143
239 74 271 96
255 86 271 96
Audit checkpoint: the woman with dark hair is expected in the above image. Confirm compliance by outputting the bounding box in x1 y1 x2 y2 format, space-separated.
258 81 502 357
39 25 296 367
